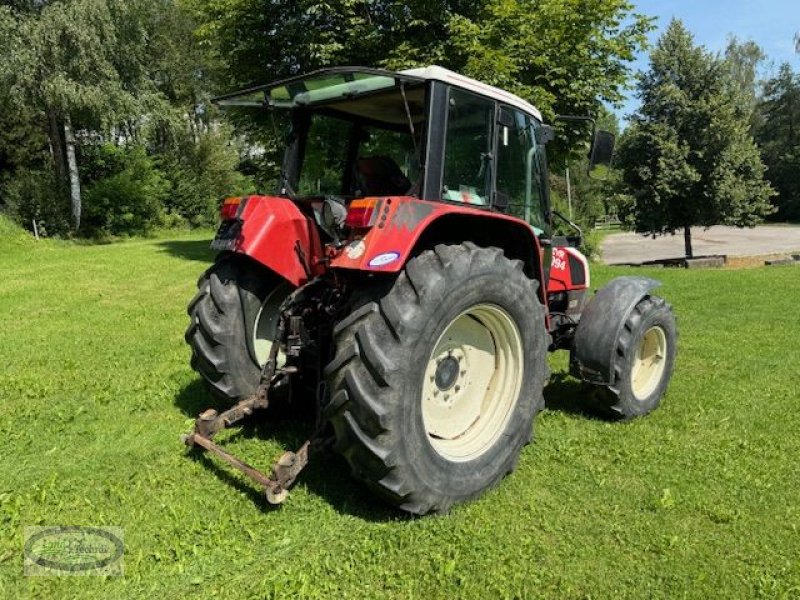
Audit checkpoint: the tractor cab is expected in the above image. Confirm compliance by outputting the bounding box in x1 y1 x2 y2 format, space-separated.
214 66 552 237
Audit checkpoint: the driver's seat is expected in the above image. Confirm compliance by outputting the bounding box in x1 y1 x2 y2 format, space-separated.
354 156 412 196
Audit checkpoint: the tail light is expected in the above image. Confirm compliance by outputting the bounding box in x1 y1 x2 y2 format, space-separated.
345 198 378 229
220 197 245 221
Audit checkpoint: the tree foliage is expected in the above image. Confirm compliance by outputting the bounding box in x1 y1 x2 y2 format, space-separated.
159 127 256 226
724 36 766 126
4 2 791 245
0 0 169 232
81 145 169 236
617 20 775 257
189 0 653 167
0 0 252 236
755 64 800 221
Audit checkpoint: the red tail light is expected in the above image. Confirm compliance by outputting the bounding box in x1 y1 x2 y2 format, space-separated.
345 198 378 228
220 197 243 221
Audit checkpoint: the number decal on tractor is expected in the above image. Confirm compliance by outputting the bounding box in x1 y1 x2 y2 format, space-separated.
552 248 567 271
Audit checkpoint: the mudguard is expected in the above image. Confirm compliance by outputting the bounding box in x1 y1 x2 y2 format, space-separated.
330 197 544 279
570 276 661 385
215 195 323 287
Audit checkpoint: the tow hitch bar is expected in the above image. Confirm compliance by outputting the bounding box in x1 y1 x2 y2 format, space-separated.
181 303 326 505
181 382 322 504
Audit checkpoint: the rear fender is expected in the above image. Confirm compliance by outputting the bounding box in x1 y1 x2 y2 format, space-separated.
330 197 546 303
570 276 661 385
217 195 323 287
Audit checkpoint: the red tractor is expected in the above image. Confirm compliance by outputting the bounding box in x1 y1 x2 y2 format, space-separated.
182 66 677 514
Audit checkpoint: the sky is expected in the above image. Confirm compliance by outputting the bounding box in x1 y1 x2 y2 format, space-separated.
617 0 800 121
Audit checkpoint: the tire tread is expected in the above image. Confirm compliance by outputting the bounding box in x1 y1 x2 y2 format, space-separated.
325 243 547 515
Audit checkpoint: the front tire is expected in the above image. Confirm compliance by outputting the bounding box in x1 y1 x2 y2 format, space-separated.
601 295 677 420
185 257 292 402
324 243 548 515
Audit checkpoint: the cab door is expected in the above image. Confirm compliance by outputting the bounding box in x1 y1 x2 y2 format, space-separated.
494 106 552 276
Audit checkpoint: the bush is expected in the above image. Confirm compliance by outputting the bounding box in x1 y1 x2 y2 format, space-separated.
160 128 255 227
81 145 168 237
0 210 33 243
580 229 604 261
0 168 71 237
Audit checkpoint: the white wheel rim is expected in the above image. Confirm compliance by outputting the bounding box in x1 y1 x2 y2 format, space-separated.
253 284 292 368
631 325 667 401
421 304 524 462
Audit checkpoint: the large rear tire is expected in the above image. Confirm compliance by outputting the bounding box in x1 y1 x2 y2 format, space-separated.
185 257 292 402
324 243 548 515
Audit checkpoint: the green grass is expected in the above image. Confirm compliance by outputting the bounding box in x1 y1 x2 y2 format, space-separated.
1 223 799 599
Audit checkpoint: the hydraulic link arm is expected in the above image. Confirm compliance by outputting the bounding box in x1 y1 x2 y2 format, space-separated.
181 278 338 504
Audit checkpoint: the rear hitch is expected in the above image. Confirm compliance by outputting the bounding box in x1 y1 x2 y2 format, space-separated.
181 370 328 504
182 283 335 505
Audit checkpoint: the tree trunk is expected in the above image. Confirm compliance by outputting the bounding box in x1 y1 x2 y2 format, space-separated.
684 226 693 259
64 115 82 231
47 108 67 186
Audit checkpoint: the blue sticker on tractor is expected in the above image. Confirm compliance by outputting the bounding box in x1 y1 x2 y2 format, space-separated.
368 252 401 267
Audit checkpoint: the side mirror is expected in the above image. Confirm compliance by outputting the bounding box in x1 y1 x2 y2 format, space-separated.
589 129 615 172
535 124 556 145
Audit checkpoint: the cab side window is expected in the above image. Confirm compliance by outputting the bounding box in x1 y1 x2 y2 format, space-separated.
495 106 547 232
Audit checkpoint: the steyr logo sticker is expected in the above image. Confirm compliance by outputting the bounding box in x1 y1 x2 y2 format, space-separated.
368 252 400 267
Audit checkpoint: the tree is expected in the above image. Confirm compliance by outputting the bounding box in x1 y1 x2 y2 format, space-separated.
617 19 774 258
756 64 800 220
2 2 124 230
189 0 653 169
0 0 186 232
724 36 766 126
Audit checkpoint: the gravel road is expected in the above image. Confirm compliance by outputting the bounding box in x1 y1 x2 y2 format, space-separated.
601 225 800 264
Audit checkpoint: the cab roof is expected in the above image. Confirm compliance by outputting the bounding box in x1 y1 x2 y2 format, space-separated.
400 66 542 122
213 65 543 122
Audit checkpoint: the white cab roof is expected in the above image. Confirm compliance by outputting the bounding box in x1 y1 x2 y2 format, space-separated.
401 65 543 122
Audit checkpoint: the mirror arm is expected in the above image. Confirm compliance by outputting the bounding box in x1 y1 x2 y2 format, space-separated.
552 209 583 239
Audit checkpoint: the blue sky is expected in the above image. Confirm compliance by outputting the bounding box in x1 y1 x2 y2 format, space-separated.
617 0 800 120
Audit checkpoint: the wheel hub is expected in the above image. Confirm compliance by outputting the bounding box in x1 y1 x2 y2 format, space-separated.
631 325 667 400
253 283 292 368
421 305 524 462
434 355 460 391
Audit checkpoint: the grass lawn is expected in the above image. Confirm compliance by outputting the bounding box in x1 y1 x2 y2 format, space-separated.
1 220 799 598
